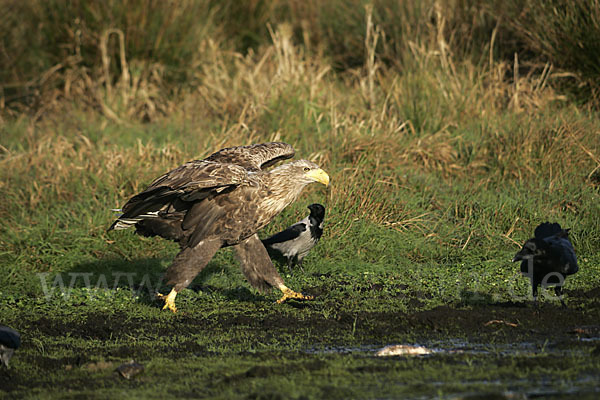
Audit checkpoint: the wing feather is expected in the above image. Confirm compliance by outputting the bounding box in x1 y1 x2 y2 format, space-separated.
145 161 247 195
110 142 296 237
121 162 246 213
205 142 295 171
182 199 228 248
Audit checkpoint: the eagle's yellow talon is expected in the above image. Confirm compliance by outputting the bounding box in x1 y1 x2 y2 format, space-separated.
157 289 178 313
277 287 314 304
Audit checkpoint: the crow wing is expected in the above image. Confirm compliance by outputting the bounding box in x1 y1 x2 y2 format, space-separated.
544 234 578 275
533 222 578 275
262 223 307 246
534 222 563 239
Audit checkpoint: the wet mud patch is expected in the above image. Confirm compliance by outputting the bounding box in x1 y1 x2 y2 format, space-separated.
18 289 600 350
565 287 600 307
57 294 598 345
3 285 600 397
26 311 219 341
202 296 600 351
408 300 600 340
29 313 140 340
223 360 326 383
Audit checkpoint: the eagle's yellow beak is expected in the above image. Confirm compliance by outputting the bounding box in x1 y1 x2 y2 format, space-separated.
306 168 330 186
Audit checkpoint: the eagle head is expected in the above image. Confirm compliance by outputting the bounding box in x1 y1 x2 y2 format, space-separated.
299 160 330 186
269 160 329 186
261 160 329 215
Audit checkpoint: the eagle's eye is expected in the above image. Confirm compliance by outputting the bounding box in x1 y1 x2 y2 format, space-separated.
303 167 310 172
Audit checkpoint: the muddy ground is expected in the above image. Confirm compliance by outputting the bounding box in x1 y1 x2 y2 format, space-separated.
2 285 600 398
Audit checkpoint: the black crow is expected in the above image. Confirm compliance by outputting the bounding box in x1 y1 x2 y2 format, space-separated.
0 325 21 368
262 203 325 272
513 222 578 307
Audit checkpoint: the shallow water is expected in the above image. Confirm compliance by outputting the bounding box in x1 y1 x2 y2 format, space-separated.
306 336 598 356
302 337 600 399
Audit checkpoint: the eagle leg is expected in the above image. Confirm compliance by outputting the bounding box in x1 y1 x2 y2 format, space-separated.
159 238 223 313
235 234 314 303
235 234 285 291
157 288 178 313
276 285 314 304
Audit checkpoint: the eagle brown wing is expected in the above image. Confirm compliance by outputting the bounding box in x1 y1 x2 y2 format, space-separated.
110 161 248 230
204 142 295 171
109 142 295 238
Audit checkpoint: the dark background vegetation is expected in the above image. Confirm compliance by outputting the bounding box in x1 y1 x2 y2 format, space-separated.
3 0 600 108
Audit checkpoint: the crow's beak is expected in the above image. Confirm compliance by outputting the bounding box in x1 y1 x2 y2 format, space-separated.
512 255 522 262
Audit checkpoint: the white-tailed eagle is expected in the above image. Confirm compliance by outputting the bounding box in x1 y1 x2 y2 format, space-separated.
109 142 329 312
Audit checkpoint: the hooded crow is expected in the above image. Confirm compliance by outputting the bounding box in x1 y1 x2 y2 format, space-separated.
262 203 325 272
513 222 578 307
0 325 20 368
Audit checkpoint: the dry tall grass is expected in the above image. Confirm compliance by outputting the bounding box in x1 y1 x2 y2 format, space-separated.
4 0 600 116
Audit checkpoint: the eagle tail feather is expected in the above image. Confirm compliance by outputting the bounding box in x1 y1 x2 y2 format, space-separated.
108 211 161 231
